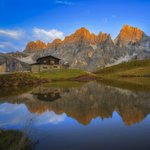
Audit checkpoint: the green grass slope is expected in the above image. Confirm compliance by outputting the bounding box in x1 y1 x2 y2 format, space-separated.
0 73 48 87
31 68 89 80
96 59 150 91
96 59 150 78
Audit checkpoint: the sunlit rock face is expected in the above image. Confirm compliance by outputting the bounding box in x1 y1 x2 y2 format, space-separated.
115 25 144 47
62 27 113 45
22 25 150 71
24 40 47 53
115 25 150 59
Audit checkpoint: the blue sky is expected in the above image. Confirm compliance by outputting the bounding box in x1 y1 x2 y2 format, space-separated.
0 0 150 52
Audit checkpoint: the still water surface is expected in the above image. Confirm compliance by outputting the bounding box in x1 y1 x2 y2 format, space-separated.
0 81 150 150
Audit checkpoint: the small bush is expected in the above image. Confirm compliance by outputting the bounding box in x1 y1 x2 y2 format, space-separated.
0 130 32 150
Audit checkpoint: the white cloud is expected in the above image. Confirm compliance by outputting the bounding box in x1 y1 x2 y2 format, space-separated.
0 28 65 52
55 0 74 5
33 28 64 43
0 103 66 128
35 111 66 125
0 29 24 39
0 44 5 48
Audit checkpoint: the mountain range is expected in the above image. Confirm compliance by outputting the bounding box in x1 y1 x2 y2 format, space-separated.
1 25 150 71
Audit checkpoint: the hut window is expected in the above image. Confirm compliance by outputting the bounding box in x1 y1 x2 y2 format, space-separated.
53 66 58 68
43 66 48 69
50 61 55 65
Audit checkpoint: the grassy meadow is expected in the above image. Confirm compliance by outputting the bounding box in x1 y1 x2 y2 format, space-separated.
96 59 150 78
96 59 150 90
31 68 88 80
0 69 91 88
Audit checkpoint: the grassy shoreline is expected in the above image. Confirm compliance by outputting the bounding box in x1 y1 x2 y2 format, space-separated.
0 73 48 88
0 69 97 88
1 60 150 90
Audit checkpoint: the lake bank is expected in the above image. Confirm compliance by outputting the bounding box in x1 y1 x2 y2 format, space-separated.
1 60 150 91
0 69 98 88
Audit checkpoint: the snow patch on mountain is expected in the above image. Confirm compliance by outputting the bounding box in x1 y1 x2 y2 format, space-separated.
106 53 137 67
18 53 35 64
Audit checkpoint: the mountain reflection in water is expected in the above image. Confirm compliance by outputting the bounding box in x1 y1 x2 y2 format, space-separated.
32 87 62 102
0 82 150 126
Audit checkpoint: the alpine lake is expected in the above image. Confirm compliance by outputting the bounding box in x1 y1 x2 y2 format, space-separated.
0 80 150 150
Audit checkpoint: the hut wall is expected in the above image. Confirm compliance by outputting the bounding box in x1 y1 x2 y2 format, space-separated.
39 65 61 72
0 64 6 73
31 65 40 73
31 64 62 73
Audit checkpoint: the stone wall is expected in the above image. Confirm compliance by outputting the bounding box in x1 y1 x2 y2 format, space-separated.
31 65 39 73
0 64 6 73
31 64 61 73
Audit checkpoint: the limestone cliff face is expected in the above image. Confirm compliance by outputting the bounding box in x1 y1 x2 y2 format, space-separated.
115 25 150 59
24 40 47 53
115 25 144 47
0 54 30 72
47 39 62 50
63 27 113 45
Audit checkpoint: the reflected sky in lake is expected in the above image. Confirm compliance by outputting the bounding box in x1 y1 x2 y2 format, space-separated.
0 103 66 129
0 81 150 150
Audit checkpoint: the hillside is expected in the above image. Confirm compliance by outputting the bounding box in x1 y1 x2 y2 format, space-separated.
95 59 150 91
0 54 30 72
96 59 150 77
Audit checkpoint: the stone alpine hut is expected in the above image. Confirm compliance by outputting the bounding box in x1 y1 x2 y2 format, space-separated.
31 55 61 73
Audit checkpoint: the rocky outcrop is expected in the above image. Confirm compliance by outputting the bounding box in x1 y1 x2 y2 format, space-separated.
47 39 62 50
115 25 144 47
0 54 30 72
62 27 113 45
115 25 150 59
7 51 29 59
24 40 47 53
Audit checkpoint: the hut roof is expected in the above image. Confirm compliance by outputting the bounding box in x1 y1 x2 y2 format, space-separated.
37 55 61 61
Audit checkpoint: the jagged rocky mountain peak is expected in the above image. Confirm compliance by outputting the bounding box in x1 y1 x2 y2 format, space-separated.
24 40 47 53
115 24 145 47
24 27 114 53
97 32 113 45
74 27 91 36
